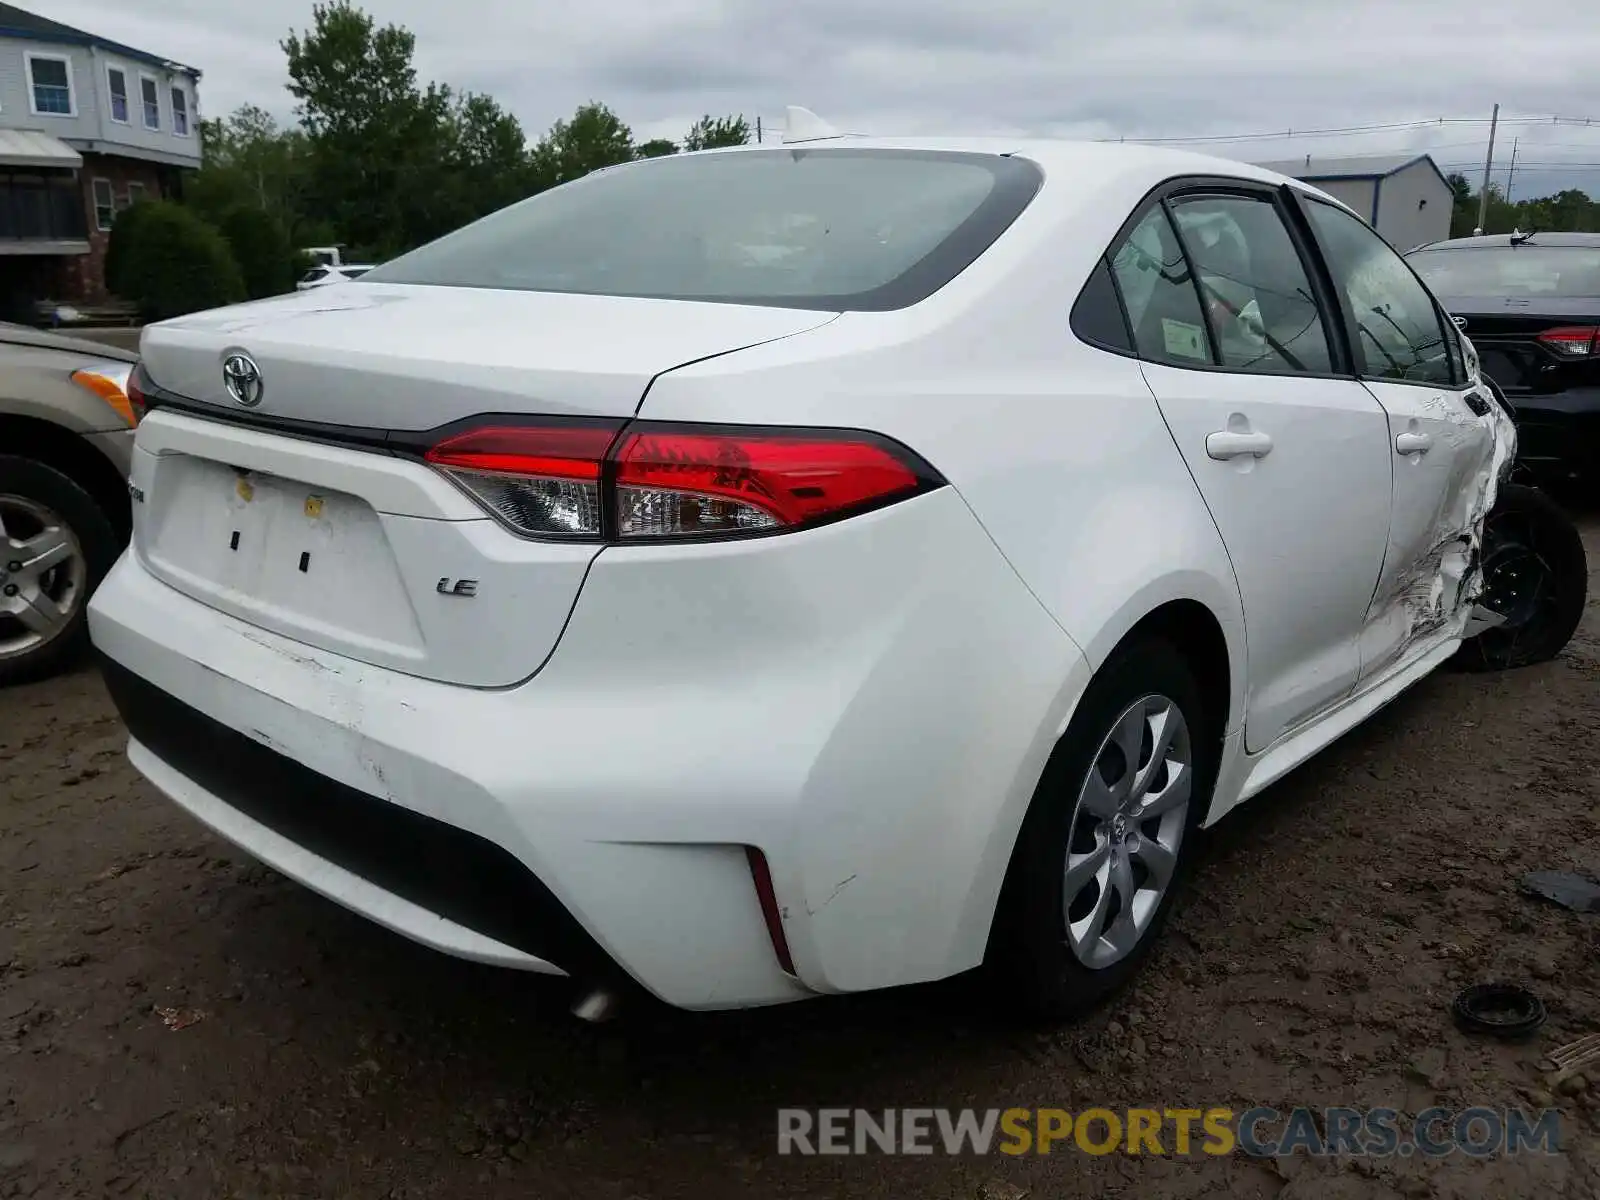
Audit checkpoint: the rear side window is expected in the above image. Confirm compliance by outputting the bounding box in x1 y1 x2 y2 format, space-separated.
1070 257 1133 353
364 149 1044 312
1109 206 1213 366
1168 193 1334 375
301 267 327 284
1304 200 1453 386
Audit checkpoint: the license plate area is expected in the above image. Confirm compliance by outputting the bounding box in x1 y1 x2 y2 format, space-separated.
141 455 424 657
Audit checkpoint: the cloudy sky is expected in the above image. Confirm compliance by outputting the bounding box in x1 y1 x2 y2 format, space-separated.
43 0 1600 194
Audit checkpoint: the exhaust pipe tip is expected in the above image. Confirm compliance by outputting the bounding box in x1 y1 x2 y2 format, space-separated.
571 986 621 1024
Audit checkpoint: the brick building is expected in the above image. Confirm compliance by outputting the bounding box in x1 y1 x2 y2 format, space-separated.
0 2 202 320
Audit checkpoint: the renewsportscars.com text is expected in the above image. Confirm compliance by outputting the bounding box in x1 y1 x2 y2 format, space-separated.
777 1106 1562 1158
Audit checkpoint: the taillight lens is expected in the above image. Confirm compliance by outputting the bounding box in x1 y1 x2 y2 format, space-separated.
1536 326 1599 358
424 422 621 538
612 428 924 538
423 420 940 542
126 363 150 422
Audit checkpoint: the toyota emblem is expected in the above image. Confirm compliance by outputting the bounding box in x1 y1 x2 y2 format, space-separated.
222 353 264 407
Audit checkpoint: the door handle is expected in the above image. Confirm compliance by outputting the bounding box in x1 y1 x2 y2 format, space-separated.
1395 430 1433 456
1205 430 1274 460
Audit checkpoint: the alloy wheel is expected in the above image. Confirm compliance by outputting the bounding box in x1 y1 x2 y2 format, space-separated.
0 493 86 663
1063 693 1192 969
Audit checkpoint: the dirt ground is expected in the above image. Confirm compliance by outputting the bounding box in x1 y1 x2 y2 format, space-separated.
2 518 1599 1200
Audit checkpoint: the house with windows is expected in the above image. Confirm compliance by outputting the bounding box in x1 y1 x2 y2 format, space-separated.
0 2 201 319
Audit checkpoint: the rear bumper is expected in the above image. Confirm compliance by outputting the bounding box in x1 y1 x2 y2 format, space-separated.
89 487 1089 1009
1504 388 1600 479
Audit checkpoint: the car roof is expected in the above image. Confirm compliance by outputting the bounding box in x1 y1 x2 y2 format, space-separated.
1410 231 1600 252
636 135 1352 213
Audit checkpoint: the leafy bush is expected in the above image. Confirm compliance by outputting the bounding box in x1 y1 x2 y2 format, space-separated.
114 201 246 320
102 200 157 299
218 206 297 299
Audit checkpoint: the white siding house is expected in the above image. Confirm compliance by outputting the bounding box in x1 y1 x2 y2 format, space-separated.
1253 153 1454 252
0 1 202 315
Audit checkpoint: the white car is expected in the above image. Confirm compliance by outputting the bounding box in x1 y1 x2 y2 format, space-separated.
295 263 375 290
91 135 1560 1020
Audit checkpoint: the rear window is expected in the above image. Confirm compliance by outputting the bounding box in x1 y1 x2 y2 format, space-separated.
1408 245 1600 298
362 148 1043 311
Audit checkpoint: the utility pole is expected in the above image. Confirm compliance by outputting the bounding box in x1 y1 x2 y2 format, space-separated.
1475 102 1499 235
756 116 762 144
1505 136 1519 204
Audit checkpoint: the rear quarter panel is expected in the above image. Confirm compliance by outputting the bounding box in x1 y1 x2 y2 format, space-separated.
640 160 1248 740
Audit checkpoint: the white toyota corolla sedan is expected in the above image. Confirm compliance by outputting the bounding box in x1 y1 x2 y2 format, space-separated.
90 129 1559 1020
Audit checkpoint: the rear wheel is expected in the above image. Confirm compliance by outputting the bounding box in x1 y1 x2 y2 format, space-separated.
0 456 119 686
988 639 1217 1021
1455 483 1587 673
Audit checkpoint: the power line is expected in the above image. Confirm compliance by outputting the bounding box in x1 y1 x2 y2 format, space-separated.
1109 113 1600 147
1438 161 1600 170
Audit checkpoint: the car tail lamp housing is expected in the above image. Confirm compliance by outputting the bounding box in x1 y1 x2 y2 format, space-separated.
126 362 151 423
423 418 943 543
1537 326 1599 358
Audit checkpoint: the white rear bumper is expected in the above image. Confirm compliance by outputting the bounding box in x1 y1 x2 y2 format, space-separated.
89 487 1090 1009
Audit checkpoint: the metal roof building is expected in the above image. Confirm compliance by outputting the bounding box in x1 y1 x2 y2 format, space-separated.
1253 153 1454 251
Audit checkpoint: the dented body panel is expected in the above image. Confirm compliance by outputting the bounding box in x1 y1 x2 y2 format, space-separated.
1357 353 1517 682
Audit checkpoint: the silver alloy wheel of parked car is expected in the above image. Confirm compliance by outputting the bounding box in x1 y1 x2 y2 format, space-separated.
1064 694 1193 969
0 494 86 662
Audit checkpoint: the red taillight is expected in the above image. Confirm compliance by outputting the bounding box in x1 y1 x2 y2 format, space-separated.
423 419 939 542
1536 326 1599 358
126 364 148 423
424 422 622 539
745 847 796 977
612 428 924 538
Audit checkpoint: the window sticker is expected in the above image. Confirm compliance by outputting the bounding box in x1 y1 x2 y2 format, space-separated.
1161 318 1208 360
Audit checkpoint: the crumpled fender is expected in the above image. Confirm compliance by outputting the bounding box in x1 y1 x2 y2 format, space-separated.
1386 334 1519 653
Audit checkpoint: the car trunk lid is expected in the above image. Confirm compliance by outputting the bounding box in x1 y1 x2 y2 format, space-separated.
139 283 836 428
130 286 837 687
1439 295 1600 394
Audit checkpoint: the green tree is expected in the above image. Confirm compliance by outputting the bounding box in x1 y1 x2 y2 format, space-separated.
218 207 298 298
682 114 751 151
1446 177 1599 238
282 1 454 257
190 105 310 238
115 201 246 319
533 102 635 187
635 138 678 159
438 92 537 223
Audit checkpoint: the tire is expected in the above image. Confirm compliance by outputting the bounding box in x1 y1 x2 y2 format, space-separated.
0 455 120 687
1453 483 1588 673
987 638 1219 1022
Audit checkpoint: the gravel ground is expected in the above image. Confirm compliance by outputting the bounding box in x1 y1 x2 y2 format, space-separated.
2 515 1599 1200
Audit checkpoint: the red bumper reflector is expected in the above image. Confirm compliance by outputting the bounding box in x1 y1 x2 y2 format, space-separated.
746 846 797 977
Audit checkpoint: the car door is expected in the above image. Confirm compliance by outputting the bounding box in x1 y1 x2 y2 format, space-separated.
1297 197 1499 681
1111 184 1393 752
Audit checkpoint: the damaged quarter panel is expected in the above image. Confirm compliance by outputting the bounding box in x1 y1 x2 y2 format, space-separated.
1297 198 1517 680
1358 371 1515 679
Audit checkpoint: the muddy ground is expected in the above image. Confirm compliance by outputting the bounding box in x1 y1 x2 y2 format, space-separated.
2 517 1599 1200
